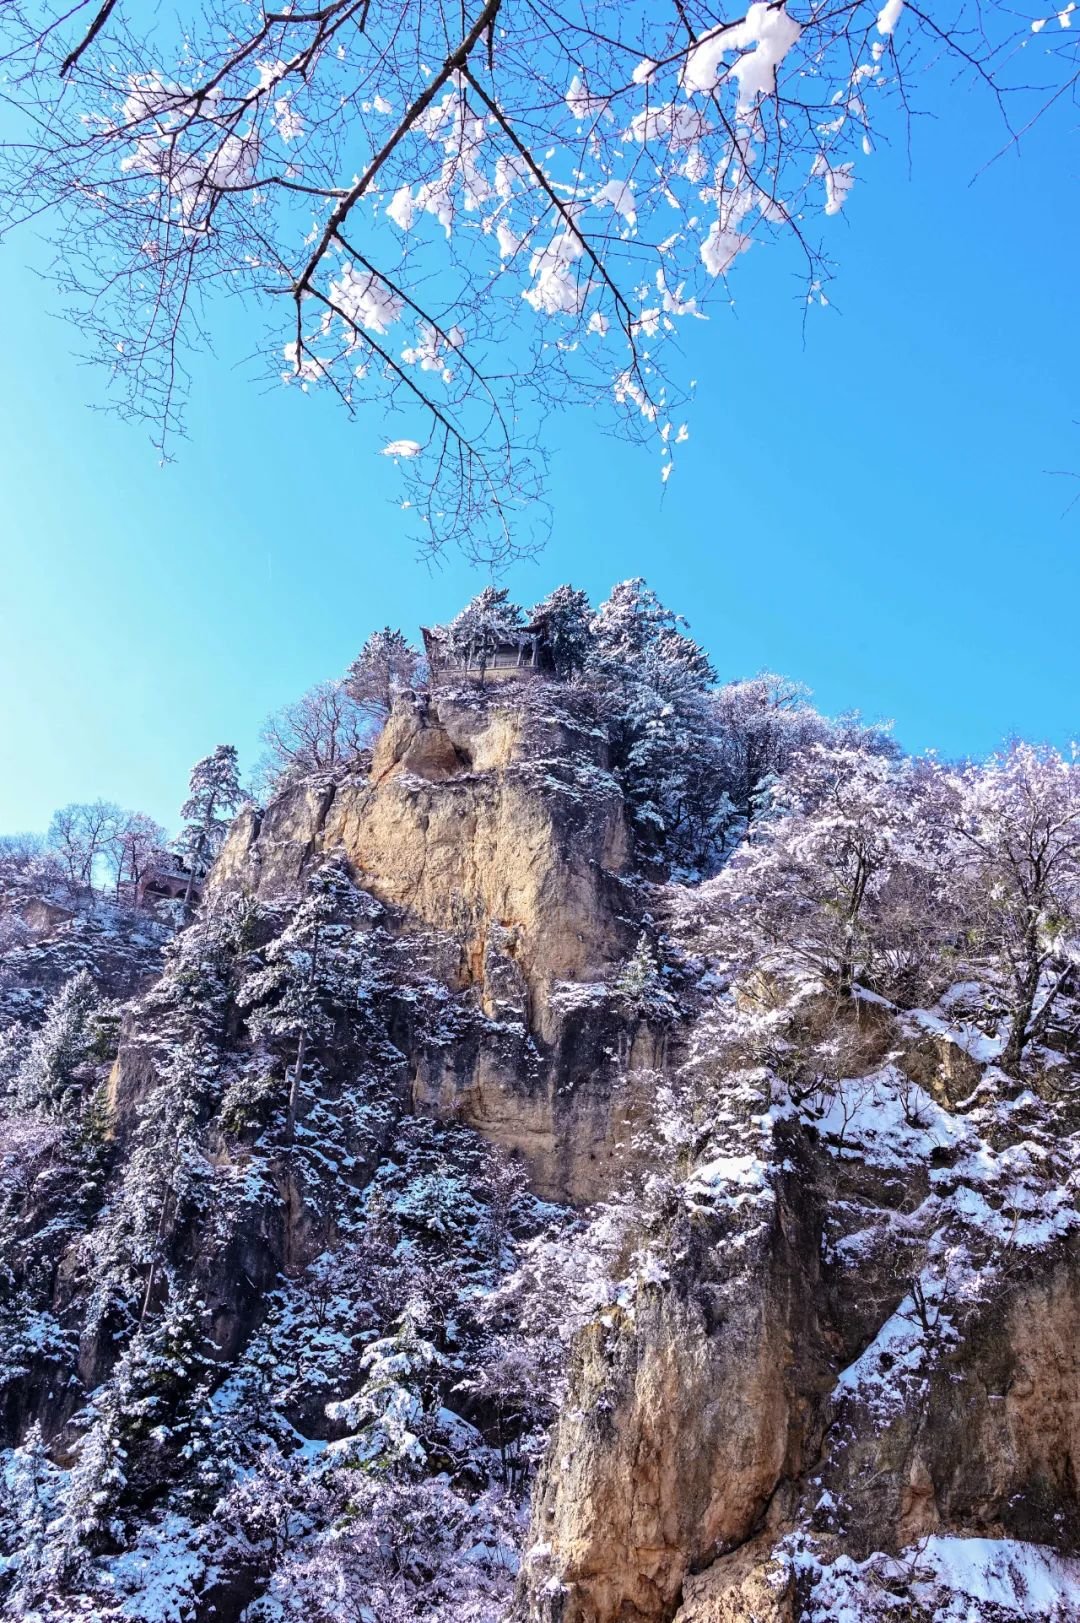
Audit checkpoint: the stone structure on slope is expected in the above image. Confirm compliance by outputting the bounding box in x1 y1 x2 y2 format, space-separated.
421 620 556 684
134 848 206 909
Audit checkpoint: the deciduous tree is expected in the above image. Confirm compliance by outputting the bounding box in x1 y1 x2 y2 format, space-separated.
46 801 123 893
257 681 369 796
946 742 1080 1072
1 2 1058 560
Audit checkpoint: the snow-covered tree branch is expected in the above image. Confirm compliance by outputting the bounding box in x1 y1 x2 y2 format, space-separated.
0 0 1070 560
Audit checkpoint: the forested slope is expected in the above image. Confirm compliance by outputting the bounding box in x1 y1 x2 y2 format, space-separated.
2 582 1079 1622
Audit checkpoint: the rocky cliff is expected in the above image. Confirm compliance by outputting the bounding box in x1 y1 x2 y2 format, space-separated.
203 680 658 1205
518 953 1080 1622
2 672 1080 1623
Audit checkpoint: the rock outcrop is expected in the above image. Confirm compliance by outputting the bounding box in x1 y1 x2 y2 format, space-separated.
516 994 1080 1623
524 1149 830 1623
6 664 1080 1623
206 682 648 1202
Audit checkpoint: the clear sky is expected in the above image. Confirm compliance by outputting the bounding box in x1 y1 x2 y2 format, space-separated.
1 65 1077 839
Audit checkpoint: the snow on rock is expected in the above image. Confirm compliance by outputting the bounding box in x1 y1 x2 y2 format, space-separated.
798 1535 1080 1621
911 1536 1080 1619
810 1066 966 1169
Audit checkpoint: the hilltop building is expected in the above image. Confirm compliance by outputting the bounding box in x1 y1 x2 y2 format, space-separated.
420 621 555 685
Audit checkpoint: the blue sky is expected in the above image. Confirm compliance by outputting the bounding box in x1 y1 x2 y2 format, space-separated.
1 65 1077 838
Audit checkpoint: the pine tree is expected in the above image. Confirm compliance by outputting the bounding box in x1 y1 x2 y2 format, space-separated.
242 859 381 1142
326 1307 441 1470
176 744 242 906
528 585 593 678
15 969 101 1115
344 628 421 719
441 588 523 682
51 1292 219 1575
586 579 720 872
11 1422 50 1562
50 1380 128 1575
614 934 679 1023
588 578 714 687
0 1023 28 1101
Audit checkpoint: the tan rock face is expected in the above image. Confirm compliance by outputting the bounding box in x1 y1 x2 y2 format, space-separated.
208 686 640 1202
521 1177 830 1622
816 1237 1080 1560
212 688 628 1005
923 1247 1080 1541
673 1539 795 1623
7 897 77 939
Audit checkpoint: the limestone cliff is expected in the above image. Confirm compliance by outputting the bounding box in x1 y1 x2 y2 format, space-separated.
204 680 651 1204
4 668 1080 1623
517 959 1080 1623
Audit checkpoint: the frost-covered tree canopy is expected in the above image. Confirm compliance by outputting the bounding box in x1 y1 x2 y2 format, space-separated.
0 1 1073 560
176 744 243 896
440 585 525 673
344 628 422 719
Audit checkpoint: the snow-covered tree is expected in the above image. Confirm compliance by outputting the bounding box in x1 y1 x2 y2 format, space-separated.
344 628 422 719
709 674 832 835
0 833 65 900
0 3 1061 560
711 737 943 1000
49 1290 220 1571
107 810 167 903
528 585 593 679
0 1024 29 1097
440 588 524 682
14 970 102 1115
614 934 681 1025
46 801 124 893
946 742 1080 1072
242 859 383 1141
266 1475 517 1623
1 1422 57 1603
326 1307 442 1469
176 744 242 905
586 579 721 871
49 1380 128 1575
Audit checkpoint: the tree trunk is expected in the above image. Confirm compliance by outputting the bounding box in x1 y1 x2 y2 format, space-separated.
285 1028 306 1145
1002 927 1042 1075
183 830 206 910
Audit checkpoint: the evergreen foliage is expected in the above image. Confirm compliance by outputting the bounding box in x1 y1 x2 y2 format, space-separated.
440 587 524 678
14 969 102 1114
527 584 592 678
344 627 422 718
176 744 243 897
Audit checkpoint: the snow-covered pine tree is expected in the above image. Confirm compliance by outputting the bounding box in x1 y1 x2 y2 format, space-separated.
242 859 383 1143
344 627 422 720
48 1379 128 1577
2 1422 54 1600
176 744 242 906
325 1306 442 1470
0 1023 29 1100
14 969 102 1115
586 579 722 873
528 585 593 679
441 588 523 682
49 1293 220 1573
